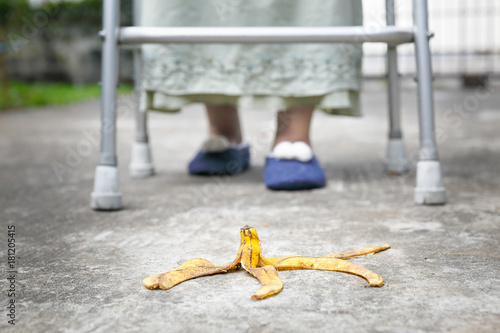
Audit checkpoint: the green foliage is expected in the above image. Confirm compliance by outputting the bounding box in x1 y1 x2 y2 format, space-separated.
0 0 136 108
1 0 133 32
0 80 133 110
0 0 31 29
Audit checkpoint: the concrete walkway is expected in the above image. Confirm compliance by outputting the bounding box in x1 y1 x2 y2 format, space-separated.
1 81 499 332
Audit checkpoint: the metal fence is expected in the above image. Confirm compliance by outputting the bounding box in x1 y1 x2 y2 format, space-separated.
362 0 500 78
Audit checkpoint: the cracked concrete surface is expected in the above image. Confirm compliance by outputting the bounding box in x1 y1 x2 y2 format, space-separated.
1 81 499 332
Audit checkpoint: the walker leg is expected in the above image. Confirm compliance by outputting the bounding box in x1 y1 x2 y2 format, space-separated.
91 0 123 210
129 49 155 178
413 0 446 205
129 0 154 178
385 0 410 174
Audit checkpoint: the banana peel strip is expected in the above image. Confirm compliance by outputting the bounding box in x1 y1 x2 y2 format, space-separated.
143 226 389 300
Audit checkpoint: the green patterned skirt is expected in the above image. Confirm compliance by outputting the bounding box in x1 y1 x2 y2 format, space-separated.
140 0 363 116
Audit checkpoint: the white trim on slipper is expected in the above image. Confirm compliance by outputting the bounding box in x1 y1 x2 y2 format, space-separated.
268 141 313 162
202 135 249 152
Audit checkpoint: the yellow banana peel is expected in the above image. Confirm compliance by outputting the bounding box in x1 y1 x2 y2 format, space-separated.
143 225 390 300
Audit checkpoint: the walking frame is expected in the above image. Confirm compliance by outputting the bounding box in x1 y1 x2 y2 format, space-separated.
91 0 446 210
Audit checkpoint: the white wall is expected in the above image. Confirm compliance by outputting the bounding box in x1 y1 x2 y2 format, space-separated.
362 0 500 76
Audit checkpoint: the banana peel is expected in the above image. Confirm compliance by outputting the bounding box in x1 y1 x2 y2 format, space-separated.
143 225 390 300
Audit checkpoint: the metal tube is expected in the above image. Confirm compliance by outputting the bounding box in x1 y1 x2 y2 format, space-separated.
133 0 147 143
386 0 402 138
118 26 414 45
133 53 148 143
99 0 120 166
413 0 438 160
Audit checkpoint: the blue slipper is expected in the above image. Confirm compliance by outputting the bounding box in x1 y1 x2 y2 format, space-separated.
188 137 250 176
264 156 326 190
264 141 326 190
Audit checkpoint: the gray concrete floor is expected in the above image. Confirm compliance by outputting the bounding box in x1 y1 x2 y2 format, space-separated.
1 81 499 332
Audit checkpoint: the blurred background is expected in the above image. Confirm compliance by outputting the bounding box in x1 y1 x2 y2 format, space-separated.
0 0 498 111
0 0 134 110
363 0 500 83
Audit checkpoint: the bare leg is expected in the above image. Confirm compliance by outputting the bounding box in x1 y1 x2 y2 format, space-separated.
205 103 242 145
273 105 314 147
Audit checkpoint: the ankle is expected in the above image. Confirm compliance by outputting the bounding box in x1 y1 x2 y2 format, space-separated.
273 136 310 148
206 104 243 145
273 106 313 148
209 129 242 145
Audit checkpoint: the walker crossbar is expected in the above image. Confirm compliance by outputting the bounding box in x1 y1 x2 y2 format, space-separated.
90 0 446 210
116 26 415 45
